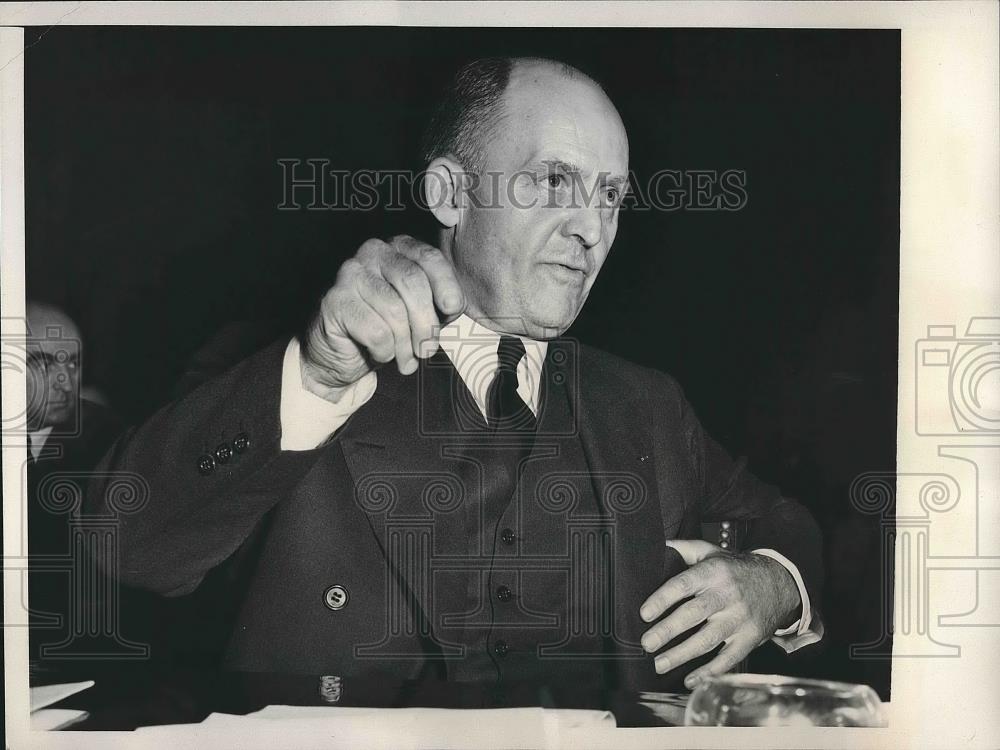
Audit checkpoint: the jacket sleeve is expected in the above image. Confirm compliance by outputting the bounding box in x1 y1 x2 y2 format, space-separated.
656 372 825 618
82 338 327 597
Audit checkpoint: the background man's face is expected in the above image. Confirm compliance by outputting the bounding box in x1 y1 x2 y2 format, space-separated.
25 308 81 431
451 65 629 339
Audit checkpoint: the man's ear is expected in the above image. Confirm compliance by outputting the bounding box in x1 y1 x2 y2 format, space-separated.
423 156 466 229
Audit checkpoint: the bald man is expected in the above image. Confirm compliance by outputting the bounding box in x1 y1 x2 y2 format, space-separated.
87 58 823 700
25 302 126 680
25 302 84 448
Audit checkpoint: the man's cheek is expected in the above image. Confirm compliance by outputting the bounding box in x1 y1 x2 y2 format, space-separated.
507 173 545 212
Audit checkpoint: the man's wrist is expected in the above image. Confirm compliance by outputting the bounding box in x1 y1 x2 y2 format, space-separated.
758 554 802 631
299 355 352 404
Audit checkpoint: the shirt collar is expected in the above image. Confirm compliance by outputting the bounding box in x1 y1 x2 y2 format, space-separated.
436 314 548 417
29 426 54 460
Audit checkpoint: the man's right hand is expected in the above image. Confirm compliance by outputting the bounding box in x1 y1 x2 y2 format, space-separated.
300 235 466 402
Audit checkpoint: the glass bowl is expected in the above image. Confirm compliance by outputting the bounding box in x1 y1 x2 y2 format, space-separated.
683 674 886 727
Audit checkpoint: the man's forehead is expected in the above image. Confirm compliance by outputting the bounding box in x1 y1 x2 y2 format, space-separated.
30 336 80 355
497 64 629 174
26 309 81 352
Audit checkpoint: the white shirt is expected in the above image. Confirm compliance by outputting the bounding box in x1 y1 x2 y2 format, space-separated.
278 314 821 650
28 427 54 461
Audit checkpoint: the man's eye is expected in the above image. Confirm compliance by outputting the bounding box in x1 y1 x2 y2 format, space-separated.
545 173 566 189
605 187 620 205
55 352 78 369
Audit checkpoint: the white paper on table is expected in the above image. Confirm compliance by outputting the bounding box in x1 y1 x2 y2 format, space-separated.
137 706 616 749
30 708 89 731
241 704 614 730
29 680 95 712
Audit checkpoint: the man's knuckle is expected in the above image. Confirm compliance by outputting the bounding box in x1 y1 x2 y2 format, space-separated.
357 238 386 261
647 592 665 615
399 262 430 290
698 629 722 651
366 320 393 347
327 289 346 313
416 245 441 265
675 574 693 597
338 258 363 281
338 296 364 324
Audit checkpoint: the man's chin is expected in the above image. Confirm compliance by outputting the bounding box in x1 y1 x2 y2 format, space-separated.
525 308 580 339
41 404 77 429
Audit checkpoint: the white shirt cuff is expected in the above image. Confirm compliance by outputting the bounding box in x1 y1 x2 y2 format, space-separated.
279 338 377 451
751 548 824 653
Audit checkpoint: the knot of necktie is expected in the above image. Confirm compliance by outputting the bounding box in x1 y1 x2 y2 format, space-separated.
486 336 536 433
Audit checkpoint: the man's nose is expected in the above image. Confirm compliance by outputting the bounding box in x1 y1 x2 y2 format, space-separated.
51 364 77 391
560 204 603 250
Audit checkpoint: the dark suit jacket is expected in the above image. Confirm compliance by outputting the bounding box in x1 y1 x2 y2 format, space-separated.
28 400 139 681
84 338 823 692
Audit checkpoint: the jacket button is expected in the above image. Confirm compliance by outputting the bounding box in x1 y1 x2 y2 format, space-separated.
197 454 216 475
493 640 509 658
500 528 516 545
214 442 233 464
324 585 349 611
233 432 250 454
496 585 512 602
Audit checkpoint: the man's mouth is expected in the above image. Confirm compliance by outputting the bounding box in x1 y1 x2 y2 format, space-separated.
543 262 588 280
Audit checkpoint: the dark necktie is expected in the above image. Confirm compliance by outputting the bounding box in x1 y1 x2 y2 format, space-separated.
486 336 537 433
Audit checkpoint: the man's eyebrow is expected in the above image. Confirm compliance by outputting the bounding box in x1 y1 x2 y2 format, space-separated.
539 158 582 174
27 350 77 363
539 159 628 187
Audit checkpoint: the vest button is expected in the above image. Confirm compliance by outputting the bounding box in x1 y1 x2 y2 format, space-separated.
493 640 509 658
496 585 512 602
500 528 516 545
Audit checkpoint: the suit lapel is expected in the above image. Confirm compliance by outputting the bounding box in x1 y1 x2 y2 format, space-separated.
336 352 477 631
561 342 662 548
560 342 687 668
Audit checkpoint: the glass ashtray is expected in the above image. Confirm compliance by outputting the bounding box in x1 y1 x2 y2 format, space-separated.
684 674 886 727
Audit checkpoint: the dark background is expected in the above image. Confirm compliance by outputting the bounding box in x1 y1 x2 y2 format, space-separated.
24 27 899 697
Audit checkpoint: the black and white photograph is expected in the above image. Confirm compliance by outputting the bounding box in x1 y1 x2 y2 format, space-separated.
2 3 998 748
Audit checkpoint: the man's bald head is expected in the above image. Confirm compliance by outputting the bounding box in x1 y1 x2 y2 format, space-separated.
27 301 81 341
420 56 614 174
25 301 82 430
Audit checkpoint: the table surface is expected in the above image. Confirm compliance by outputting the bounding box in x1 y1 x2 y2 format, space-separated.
35 665 687 731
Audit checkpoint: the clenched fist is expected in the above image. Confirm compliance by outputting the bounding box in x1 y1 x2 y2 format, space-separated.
300 235 466 401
